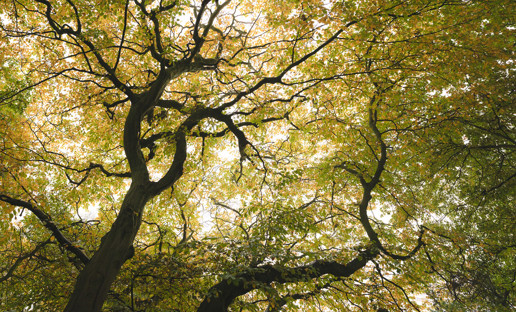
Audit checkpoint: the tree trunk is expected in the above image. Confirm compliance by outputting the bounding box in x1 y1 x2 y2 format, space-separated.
64 183 151 312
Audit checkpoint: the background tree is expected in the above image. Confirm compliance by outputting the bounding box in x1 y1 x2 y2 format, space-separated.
0 0 514 311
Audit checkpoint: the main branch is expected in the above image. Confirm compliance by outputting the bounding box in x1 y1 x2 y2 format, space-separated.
197 247 379 312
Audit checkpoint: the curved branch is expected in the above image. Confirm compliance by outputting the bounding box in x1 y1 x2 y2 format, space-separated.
211 110 251 158
339 97 425 261
148 108 207 194
197 247 379 312
364 99 426 260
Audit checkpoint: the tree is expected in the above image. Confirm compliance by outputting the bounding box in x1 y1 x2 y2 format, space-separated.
0 0 514 311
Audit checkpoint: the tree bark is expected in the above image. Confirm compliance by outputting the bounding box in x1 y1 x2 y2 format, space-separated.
197 248 379 312
64 182 151 312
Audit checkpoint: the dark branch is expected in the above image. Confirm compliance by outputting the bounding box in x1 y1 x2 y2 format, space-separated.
197 247 379 312
0 195 90 265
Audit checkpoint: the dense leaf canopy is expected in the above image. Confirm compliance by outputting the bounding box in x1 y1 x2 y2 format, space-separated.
0 0 514 311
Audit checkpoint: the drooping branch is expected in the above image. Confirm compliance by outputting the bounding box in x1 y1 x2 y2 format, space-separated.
0 195 90 265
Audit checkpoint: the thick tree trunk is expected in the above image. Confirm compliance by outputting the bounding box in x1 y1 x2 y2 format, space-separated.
64 183 151 312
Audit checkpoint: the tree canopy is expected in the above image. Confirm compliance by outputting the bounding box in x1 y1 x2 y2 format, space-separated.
0 0 514 311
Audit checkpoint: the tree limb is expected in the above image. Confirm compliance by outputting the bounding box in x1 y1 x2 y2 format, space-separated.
0 195 90 265
197 247 379 312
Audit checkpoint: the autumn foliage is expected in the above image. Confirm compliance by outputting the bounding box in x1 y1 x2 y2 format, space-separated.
0 0 514 311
